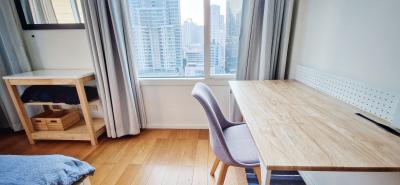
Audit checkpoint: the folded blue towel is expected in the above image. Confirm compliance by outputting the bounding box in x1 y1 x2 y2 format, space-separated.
0 155 95 185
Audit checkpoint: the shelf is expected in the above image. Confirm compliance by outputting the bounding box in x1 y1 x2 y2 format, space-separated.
24 99 100 106
4 71 102 145
31 118 106 141
3 70 95 86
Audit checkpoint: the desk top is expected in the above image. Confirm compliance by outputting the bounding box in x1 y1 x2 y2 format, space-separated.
229 80 400 171
2 70 94 80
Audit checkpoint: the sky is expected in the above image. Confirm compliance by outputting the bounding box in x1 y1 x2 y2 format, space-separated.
180 0 226 25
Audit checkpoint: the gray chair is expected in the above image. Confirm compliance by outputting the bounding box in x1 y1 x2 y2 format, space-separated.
191 82 261 185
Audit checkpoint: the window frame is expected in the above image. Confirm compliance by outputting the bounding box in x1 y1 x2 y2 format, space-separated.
204 0 212 79
137 0 237 81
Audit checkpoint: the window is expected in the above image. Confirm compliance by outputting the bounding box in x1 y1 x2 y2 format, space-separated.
15 0 85 30
209 0 242 75
127 0 242 78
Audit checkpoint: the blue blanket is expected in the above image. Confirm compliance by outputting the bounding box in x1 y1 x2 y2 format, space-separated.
0 155 95 185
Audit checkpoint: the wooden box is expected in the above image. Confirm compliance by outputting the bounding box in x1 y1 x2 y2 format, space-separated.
32 109 80 131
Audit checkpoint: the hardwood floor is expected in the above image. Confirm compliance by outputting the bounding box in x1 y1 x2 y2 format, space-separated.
0 129 248 185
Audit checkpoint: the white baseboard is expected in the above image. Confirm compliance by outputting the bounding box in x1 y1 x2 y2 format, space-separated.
144 123 208 129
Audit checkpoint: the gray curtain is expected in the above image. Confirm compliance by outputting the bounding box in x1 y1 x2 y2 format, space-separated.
237 0 294 80
231 0 294 120
0 0 32 131
81 0 146 137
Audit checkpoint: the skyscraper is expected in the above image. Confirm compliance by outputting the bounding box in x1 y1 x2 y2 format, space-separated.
182 19 203 49
225 0 242 74
182 19 204 77
129 0 183 77
184 47 204 76
210 5 226 74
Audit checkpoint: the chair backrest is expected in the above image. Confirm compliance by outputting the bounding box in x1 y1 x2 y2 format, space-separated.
191 82 235 164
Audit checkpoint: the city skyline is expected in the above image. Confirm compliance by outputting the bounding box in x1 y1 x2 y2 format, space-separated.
128 0 242 77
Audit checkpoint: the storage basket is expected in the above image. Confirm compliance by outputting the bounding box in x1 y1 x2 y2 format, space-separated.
32 109 80 131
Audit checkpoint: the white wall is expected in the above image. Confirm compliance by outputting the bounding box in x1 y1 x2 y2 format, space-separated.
289 0 400 92
22 30 229 129
288 0 400 184
141 80 230 129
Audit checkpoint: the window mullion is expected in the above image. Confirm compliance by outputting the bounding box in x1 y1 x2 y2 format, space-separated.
203 0 211 79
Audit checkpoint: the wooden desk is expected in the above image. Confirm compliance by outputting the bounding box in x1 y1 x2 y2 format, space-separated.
3 70 106 145
229 80 400 185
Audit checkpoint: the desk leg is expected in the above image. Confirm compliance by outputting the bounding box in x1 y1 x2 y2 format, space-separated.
4 80 35 144
75 79 97 145
260 156 272 185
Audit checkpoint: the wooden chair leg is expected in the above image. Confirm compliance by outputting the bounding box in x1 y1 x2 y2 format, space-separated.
217 162 229 185
210 157 220 176
253 167 262 184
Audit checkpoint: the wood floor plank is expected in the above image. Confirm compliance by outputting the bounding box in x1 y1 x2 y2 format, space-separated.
176 129 200 139
91 139 131 166
141 129 172 139
129 138 159 185
0 136 29 154
208 143 216 185
192 140 209 185
176 138 198 185
0 132 26 152
180 139 197 166
130 164 153 185
115 164 142 185
225 167 242 185
130 138 157 165
0 129 247 185
146 165 168 185
146 139 174 185
234 167 248 185
198 130 209 140
100 137 143 185
84 140 113 163
90 163 113 185
161 139 187 185
177 165 194 185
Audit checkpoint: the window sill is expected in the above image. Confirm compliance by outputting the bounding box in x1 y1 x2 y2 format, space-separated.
139 76 235 86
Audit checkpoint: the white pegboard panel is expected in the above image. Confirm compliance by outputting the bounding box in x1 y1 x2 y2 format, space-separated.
295 65 400 122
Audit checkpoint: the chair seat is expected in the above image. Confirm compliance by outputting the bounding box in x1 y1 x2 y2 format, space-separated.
223 124 260 167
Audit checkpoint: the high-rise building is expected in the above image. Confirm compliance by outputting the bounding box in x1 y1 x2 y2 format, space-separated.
129 0 183 77
182 19 204 77
182 19 203 49
225 0 242 74
184 47 204 76
210 5 225 74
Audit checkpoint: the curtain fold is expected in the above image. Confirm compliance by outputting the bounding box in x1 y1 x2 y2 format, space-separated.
81 0 146 138
236 0 294 81
0 0 32 131
231 0 294 121
236 0 265 81
259 0 294 80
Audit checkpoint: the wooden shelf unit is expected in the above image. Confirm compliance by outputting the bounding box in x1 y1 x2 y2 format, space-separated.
3 70 106 145
31 118 106 141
